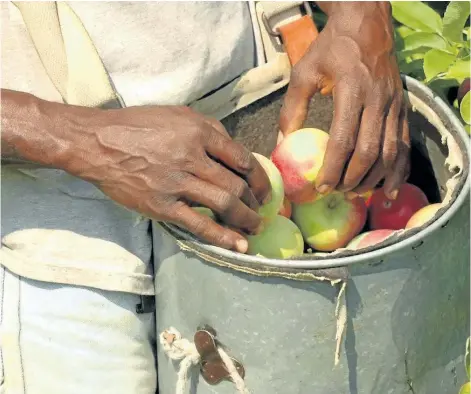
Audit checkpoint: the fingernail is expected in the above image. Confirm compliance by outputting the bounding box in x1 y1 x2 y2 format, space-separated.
255 221 265 234
235 238 248 253
262 191 272 205
247 221 265 236
387 189 399 200
317 184 332 195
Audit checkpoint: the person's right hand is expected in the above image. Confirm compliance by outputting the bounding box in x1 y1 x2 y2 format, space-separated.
66 106 271 253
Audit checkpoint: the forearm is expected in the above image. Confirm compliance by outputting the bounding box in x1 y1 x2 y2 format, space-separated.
1 89 97 171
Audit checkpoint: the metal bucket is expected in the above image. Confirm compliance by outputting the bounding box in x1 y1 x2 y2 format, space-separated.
153 76 470 394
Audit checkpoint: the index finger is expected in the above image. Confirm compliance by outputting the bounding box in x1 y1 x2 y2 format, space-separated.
315 82 363 194
205 129 271 204
279 65 319 136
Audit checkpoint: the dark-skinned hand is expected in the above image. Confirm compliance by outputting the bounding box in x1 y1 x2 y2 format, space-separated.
279 1 410 199
60 105 272 252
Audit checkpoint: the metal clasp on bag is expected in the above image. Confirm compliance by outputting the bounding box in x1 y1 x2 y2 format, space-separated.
194 325 245 385
262 1 313 37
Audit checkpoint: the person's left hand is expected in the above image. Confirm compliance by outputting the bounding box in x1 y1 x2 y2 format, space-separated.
279 2 410 199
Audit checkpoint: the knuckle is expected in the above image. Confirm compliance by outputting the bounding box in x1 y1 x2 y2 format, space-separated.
290 60 317 87
358 142 380 163
383 141 398 168
217 191 238 215
190 218 207 235
290 64 304 84
233 179 250 199
340 78 362 99
383 148 398 168
234 150 254 174
332 136 355 155
368 89 390 110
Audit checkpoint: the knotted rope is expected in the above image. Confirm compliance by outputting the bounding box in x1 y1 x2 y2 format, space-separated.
160 327 250 394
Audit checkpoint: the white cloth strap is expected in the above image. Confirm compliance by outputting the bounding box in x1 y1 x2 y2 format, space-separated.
13 1 308 119
13 1 123 108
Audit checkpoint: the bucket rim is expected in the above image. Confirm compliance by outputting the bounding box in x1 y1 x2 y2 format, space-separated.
164 76 470 269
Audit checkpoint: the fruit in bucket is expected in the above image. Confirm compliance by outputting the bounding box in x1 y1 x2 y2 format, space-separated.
361 189 374 206
458 78 470 103
292 192 367 252
271 128 329 204
252 152 284 222
247 215 304 258
368 183 429 230
347 229 397 250
278 196 292 218
405 203 442 229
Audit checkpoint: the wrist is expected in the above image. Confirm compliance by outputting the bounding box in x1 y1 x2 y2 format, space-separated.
319 2 394 54
1 89 102 174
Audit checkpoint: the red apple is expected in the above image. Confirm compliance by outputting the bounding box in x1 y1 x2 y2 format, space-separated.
292 192 367 252
278 196 292 218
271 128 329 204
458 78 470 103
347 229 397 250
405 203 442 229
361 189 374 207
368 183 429 230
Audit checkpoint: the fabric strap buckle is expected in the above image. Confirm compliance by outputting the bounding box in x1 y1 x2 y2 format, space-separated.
261 1 319 65
261 1 313 37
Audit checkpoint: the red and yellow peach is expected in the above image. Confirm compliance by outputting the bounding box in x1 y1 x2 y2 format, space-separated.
271 128 329 204
292 192 367 252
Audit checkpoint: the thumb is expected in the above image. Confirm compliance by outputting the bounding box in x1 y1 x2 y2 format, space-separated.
279 70 319 136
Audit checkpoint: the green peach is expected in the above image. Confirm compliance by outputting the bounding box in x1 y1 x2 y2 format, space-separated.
247 215 304 259
192 206 216 220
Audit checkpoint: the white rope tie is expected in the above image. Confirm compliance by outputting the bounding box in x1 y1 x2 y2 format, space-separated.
160 327 250 394
334 281 348 366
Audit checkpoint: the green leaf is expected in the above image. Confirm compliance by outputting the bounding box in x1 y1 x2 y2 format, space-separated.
445 60 471 83
397 49 427 64
402 32 448 52
399 58 425 79
461 91 470 124
391 1 443 33
443 1 471 43
459 382 470 394
465 124 471 135
428 78 459 100
429 78 461 91
423 49 456 81
396 25 415 38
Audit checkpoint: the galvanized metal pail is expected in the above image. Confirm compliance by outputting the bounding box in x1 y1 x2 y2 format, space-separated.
153 76 470 394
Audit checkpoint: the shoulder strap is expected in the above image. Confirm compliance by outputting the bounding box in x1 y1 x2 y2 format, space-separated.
12 1 317 118
13 1 123 108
